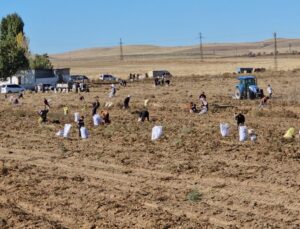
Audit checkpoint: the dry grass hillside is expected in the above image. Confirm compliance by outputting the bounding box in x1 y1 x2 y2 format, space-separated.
50 39 300 79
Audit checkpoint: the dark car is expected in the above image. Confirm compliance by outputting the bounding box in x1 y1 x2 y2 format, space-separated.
70 75 89 82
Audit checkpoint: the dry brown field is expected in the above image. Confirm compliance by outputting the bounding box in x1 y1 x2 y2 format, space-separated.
0 68 300 228
50 39 300 79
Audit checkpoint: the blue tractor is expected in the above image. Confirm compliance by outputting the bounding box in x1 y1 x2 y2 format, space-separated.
235 76 263 100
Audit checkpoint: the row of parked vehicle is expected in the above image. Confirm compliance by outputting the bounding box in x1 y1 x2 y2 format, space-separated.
0 70 173 94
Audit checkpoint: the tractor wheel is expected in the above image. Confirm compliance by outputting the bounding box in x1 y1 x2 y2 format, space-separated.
235 89 242 100
249 91 255 100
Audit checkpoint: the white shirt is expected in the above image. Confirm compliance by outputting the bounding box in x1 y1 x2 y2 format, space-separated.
267 86 272 94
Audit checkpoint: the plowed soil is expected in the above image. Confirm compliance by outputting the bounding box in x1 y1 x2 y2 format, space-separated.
0 71 299 228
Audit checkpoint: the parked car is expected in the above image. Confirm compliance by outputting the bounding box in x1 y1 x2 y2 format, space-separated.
99 74 118 81
70 75 89 82
1 84 25 94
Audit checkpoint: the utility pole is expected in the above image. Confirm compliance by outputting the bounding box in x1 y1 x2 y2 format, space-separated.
289 43 292 54
199 32 203 61
273 32 278 70
119 38 124 61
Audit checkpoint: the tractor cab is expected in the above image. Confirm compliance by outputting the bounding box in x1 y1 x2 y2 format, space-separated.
235 76 262 100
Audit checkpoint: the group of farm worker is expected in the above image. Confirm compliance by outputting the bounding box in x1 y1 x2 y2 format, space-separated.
35 79 273 139
37 84 150 138
189 84 273 115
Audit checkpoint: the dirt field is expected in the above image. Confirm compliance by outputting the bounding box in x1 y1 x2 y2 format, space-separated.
0 70 300 228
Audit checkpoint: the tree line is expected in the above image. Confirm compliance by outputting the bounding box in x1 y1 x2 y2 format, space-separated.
0 13 53 80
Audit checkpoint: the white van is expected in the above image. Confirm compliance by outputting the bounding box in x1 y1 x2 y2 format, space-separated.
1 84 25 94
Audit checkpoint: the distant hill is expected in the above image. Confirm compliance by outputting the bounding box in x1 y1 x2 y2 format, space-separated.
51 38 300 61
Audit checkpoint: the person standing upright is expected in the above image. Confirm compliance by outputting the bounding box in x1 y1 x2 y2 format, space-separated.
267 84 273 98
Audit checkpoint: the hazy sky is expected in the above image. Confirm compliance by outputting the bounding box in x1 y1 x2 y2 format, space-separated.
1 0 300 54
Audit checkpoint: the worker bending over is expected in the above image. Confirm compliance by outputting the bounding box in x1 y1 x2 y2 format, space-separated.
234 113 245 126
138 110 150 122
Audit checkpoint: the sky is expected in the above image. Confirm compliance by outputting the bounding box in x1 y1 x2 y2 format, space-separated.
1 0 300 54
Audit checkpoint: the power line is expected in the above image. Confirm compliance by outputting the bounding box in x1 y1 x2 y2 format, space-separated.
273 32 278 70
199 32 203 61
119 38 124 61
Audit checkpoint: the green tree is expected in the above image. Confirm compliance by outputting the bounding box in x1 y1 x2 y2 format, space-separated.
0 13 24 41
0 40 29 79
0 13 29 80
29 54 53 70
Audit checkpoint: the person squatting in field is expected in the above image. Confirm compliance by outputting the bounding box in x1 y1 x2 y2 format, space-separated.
234 113 245 126
138 110 150 122
100 110 110 124
38 108 49 124
199 97 208 115
259 96 270 109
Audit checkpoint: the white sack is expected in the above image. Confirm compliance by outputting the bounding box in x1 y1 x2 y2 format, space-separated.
63 124 72 138
56 130 64 137
74 112 80 122
239 126 248 142
220 123 230 137
93 114 102 126
151 126 163 141
80 127 89 139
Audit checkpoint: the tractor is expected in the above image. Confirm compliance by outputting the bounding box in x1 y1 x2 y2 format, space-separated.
235 76 263 100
